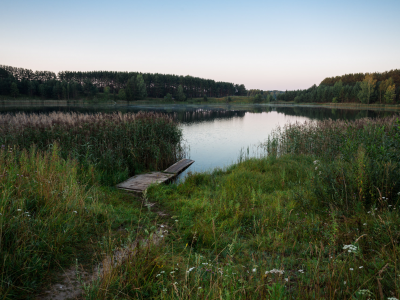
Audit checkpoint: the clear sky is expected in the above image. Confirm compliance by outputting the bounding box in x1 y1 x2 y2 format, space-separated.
1 0 399 90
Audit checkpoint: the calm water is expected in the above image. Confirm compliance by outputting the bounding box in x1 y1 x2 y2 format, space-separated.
1 102 397 179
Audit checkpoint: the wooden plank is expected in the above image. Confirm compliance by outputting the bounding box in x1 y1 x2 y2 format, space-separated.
116 172 175 192
164 159 195 174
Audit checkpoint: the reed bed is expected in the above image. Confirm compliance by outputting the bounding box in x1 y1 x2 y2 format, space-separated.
264 115 400 162
0 111 184 185
264 115 400 211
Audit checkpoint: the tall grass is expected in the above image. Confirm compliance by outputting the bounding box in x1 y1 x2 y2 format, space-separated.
265 115 400 211
0 145 107 298
79 116 400 299
0 111 184 185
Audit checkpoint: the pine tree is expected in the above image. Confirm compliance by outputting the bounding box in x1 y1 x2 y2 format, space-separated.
125 76 135 101
10 82 19 98
136 74 147 99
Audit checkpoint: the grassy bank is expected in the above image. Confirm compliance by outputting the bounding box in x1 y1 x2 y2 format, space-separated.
2 112 400 299
80 115 400 299
0 112 184 298
0 146 162 298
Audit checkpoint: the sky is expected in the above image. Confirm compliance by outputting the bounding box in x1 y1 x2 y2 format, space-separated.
1 0 400 90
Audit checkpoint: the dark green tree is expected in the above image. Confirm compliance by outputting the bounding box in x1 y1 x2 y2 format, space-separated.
10 82 19 98
125 76 135 101
136 74 147 99
176 85 186 101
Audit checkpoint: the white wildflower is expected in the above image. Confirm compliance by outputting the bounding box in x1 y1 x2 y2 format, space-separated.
357 289 373 296
17 209 21 211
298 269 304 273
265 269 284 275
359 266 363 269
343 244 358 253
350 268 353 271
252 268 256 272
73 211 77 213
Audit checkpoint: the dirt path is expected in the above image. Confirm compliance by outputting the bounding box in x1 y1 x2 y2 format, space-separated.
36 200 168 300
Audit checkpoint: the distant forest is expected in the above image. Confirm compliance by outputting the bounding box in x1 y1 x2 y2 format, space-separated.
0 65 248 100
277 69 400 104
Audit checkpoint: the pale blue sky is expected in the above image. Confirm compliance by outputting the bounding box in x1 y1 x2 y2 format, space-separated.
1 0 399 90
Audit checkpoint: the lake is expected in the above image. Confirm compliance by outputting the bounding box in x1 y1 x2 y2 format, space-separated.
1 102 397 180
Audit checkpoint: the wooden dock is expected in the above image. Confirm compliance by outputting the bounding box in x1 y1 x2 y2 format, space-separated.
116 159 194 193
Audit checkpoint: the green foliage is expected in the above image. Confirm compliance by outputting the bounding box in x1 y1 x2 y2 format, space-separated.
0 112 184 185
0 146 106 298
176 84 186 101
10 82 19 98
264 115 400 211
136 74 147 99
253 94 262 103
125 76 135 101
117 88 126 100
384 84 396 103
164 93 173 101
0 64 244 100
203 95 208 101
103 86 110 99
358 75 376 104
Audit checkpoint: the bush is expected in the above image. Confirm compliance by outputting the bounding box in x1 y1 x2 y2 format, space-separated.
164 93 173 101
253 94 262 103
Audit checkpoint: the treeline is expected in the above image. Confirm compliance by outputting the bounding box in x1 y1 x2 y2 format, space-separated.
277 69 400 104
0 65 248 100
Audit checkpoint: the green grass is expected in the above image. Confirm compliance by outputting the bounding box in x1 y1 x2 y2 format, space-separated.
2 112 400 299
80 115 400 299
0 145 162 299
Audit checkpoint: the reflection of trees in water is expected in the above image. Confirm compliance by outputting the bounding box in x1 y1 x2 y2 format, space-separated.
0 104 395 123
0 105 268 123
174 109 246 123
274 106 396 120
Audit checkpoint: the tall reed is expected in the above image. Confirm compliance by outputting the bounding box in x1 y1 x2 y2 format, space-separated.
0 111 184 185
264 115 400 210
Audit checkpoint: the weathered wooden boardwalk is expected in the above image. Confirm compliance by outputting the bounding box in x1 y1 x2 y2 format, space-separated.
116 159 194 193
